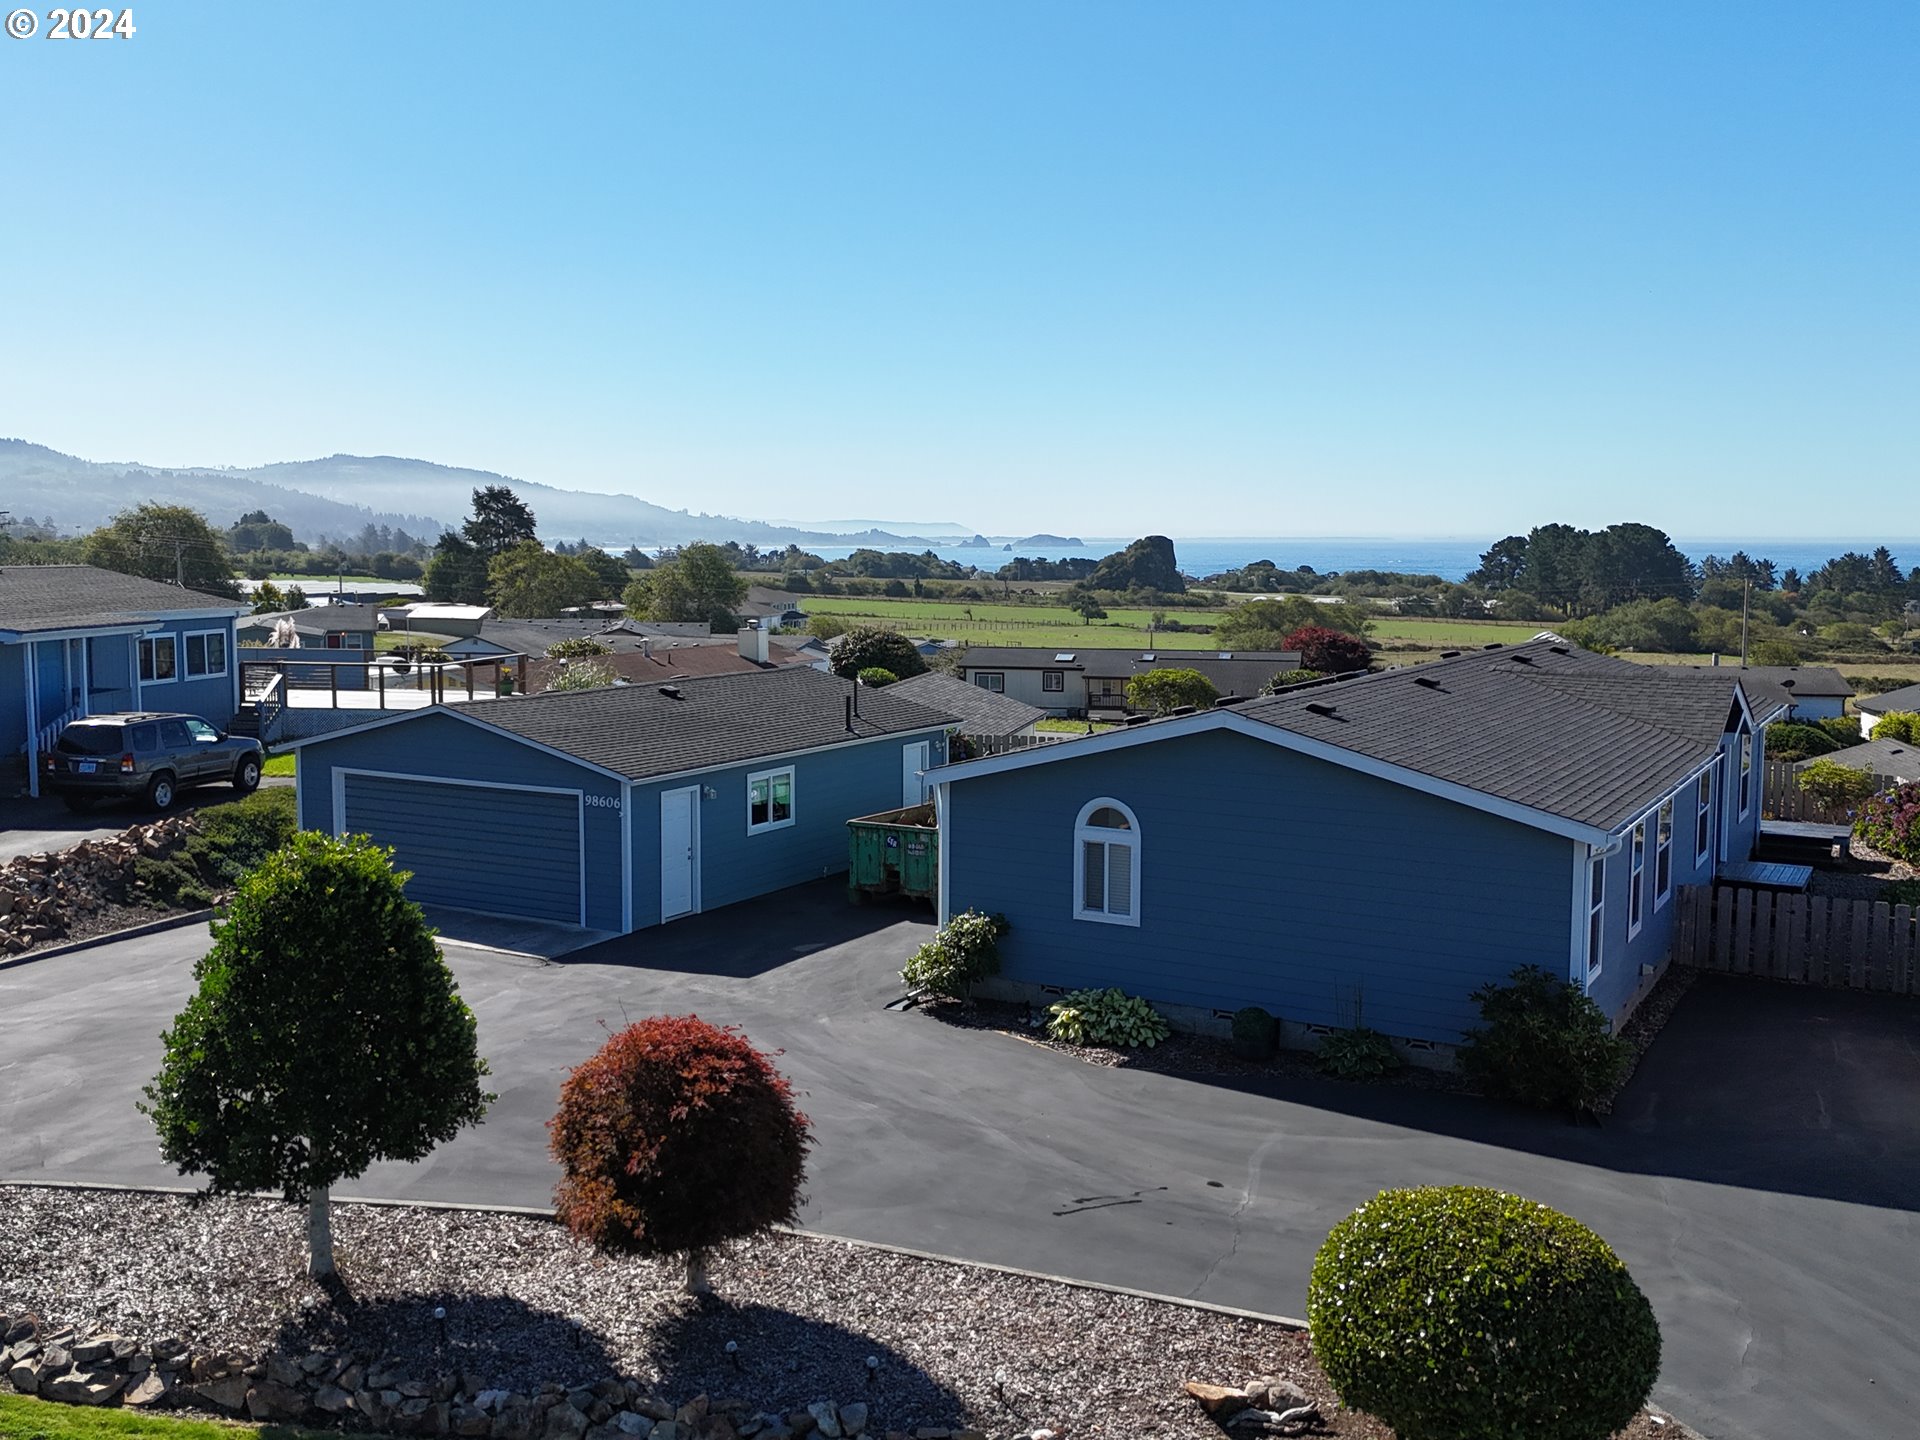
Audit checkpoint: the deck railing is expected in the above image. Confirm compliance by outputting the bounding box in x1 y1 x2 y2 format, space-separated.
238 653 529 712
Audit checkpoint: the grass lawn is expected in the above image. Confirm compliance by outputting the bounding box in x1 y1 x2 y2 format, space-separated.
261 754 295 777
1035 717 1121 733
373 631 457 653
0 1395 325 1440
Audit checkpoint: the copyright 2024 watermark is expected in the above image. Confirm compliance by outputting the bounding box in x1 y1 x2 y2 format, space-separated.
7 7 136 39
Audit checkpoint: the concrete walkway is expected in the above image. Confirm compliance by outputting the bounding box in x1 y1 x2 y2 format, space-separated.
1 883 1913 1440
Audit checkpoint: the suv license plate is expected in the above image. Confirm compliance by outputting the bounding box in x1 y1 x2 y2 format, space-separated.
76 761 96 774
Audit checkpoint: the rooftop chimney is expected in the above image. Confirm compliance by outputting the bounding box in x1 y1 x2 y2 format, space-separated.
739 619 770 665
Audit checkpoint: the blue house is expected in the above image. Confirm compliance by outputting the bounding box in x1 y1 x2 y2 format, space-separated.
932 639 1787 1051
1 565 248 797
286 667 954 931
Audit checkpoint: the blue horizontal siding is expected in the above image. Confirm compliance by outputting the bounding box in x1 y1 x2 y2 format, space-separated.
295 710 625 931
944 729 1576 1044
137 619 239 728
627 728 948 930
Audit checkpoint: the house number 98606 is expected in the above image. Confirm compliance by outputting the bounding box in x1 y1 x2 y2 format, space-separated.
584 794 622 810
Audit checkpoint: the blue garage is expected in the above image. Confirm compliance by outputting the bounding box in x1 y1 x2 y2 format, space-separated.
289 667 953 932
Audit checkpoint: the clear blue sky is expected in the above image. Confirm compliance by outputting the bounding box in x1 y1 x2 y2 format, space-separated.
2 3 1913 537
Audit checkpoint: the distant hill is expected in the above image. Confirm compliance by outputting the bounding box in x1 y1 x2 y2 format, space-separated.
0 441 959 549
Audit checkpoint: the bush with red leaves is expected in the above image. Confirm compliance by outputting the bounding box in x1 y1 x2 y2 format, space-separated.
1281 625 1373 674
549 1016 811 1289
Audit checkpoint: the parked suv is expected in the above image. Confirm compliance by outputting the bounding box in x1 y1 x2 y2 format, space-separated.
44 712 264 812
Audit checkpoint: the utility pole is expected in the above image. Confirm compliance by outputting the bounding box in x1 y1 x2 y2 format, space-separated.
1740 579 1751 666
174 540 185 586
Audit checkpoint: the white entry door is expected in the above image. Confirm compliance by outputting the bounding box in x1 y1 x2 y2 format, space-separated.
902 740 931 806
660 786 699 921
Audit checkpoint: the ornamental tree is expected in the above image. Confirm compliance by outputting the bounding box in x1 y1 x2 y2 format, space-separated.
1281 625 1373 674
141 832 493 1279
549 1016 811 1294
1125 667 1218 716
829 626 928 681
1308 1186 1660 1440
1872 711 1920 745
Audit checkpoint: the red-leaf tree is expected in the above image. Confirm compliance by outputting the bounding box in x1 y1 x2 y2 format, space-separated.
549 1016 812 1293
1281 625 1373 674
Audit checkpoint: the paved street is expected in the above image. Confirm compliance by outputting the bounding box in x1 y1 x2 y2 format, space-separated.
2 883 1915 1440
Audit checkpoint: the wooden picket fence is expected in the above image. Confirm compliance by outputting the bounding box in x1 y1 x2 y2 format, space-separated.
1675 884 1919 995
966 732 1070 757
1760 758 1898 823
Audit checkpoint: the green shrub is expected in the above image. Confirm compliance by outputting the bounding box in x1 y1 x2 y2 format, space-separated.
1314 1026 1402 1079
1456 965 1631 1112
900 909 1006 998
1764 722 1840 763
857 666 898 687
183 789 298 887
1855 781 1920 866
1881 877 1920 908
1814 715 1866 748
1872 710 1920 744
1230 1005 1277 1059
545 637 613 659
1045 988 1169 1048
1797 758 1879 810
132 856 213 910
1307 1186 1661 1440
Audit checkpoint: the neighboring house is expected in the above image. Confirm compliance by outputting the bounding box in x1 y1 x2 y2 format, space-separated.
240 579 425 603
932 639 1786 1051
235 606 378 651
1855 682 1920 740
521 627 813 693
886 670 1045 741
741 586 809 630
1670 663 1853 721
286 666 954 931
1794 737 1920 786
385 603 495 638
442 618 720 662
1 565 248 796
957 647 1300 716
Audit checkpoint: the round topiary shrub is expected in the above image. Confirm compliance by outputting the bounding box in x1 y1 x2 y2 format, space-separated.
1308 1186 1660 1440
1855 781 1920 865
548 1015 811 1293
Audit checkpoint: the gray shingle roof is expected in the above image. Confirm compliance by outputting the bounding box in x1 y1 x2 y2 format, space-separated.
1230 640 1773 832
886 670 1046 738
961 646 1300 698
1858 682 1920 713
1668 663 1854 700
463 665 957 780
0 565 243 636
1794 738 1920 784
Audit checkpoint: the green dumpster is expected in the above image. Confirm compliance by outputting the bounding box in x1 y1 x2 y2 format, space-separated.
846 802 938 906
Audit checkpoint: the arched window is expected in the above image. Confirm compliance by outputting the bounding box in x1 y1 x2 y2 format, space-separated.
1074 799 1140 926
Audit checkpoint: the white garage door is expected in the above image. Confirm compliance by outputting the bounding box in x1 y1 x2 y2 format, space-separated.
337 771 583 924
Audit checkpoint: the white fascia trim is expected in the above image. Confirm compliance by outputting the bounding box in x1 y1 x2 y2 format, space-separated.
635 723 955 789
333 765 588 927
620 780 635 933
276 703 629 782
0 624 150 644
934 709 1616 845
1569 841 1591 986
131 607 252 622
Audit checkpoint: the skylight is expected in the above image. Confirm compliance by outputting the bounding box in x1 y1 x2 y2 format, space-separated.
1054 652 1076 662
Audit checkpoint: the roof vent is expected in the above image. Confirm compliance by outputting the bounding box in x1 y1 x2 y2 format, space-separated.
1305 701 1338 717
659 684 682 699
1215 694 1249 707
1414 676 1442 689
1510 653 1534 665
1124 713 1152 727
1548 645 1569 654
1482 643 1503 651
1168 705 1197 717
1439 650 1463 659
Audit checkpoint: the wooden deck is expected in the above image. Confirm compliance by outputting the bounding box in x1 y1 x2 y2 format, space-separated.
1718 860 1814 891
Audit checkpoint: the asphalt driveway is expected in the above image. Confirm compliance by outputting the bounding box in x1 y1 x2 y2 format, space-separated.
1 883 1914 1440
0 777 294 864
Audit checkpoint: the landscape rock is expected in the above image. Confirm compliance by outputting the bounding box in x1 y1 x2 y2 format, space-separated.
838 1403 869 1437
192 1373 250 1412
248 1380 311 1421
45 1369 126 1406
315 1382 356 1413
808 1401 842 1439
7 1359 42 1395
546 1401 591 1440
614 1412 655 1436
123 1372 170 1408
1183 1380 1252 1418
453 1403 496 1436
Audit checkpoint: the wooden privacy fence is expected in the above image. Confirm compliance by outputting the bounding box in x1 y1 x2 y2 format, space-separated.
1675 884 1919 995
1760 758 1899 823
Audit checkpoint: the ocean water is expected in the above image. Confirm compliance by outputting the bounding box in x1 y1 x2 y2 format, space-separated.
797 537 1920 584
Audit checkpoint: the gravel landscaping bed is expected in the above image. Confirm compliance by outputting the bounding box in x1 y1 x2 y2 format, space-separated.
0 1188 1704 1440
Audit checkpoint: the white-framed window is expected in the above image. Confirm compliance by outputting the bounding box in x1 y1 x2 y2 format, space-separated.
1074 798 1140 926
973 672 1005 693
1695 767 1714 864
183 630 228 679
1655 798 1675 906
1738 724 1754 819
746 766 794 834
1587 854 1605 984
138 634 177 683
1042 670 1065 692
1628 821 1645 938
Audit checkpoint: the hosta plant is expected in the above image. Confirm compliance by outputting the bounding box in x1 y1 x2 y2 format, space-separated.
1314 1026 1402 1079
1045 987 1169 1049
